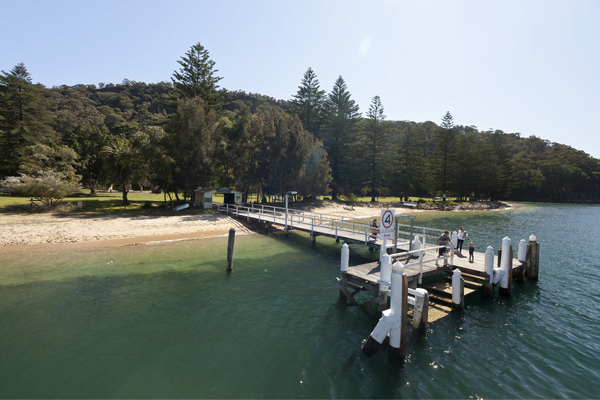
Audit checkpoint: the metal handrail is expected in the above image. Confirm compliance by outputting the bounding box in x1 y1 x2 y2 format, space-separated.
218 203 455 255
218 203 371 231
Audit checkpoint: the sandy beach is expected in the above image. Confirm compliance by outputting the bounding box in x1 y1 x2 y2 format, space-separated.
0 204 427 253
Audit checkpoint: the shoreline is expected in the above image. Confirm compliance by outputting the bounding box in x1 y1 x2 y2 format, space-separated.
0 202 517 255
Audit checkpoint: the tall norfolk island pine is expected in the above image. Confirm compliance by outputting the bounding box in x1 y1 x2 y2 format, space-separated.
172 42 224 111
289 67 325 135
322 76 361 200
0 63 55 177
428 111 458 197
365 96 386 202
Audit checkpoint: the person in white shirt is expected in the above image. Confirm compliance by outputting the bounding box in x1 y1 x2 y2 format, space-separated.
457 226 467 255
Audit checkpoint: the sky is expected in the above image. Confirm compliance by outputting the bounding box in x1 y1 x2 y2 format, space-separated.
2 0 599 158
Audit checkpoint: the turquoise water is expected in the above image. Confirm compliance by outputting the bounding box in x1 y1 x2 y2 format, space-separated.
1 203 599 398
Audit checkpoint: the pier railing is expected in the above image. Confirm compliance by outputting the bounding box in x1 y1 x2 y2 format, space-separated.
217 203 453 250
390 242 455 283
396 222 446 250
217 203 377 244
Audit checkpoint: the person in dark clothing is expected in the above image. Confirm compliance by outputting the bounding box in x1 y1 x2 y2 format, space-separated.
469 242 475 262
437 231 450 266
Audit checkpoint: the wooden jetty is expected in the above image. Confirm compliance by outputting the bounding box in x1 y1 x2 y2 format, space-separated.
218 202 541 362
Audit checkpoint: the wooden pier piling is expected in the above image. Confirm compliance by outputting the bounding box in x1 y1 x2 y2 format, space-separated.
452 269 465 310
388 271 408 362
526 236 540 280
499 242 513 296
483 246 494 295
362 262 408 361
227 228 235 272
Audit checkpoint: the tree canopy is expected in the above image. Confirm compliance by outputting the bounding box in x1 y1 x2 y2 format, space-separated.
1 54 599 206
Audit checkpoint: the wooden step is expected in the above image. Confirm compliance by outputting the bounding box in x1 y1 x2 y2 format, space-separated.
424 280 476 297
442 275 484 290
445 269 488 282
427 293 454 308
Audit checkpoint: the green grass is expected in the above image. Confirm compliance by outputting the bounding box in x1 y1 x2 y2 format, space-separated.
0 189 462 216
0 190 213 216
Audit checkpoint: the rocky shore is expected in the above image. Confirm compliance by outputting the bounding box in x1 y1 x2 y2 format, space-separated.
415 201 510 211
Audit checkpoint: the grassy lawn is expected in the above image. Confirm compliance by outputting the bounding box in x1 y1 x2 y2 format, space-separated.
0 190 454 216
0 190 215 216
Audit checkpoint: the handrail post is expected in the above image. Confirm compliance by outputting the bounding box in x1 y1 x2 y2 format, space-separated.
365 227 367 245
335 221 338 240
394 218 398 253
418 248 424 284
409 219 414 251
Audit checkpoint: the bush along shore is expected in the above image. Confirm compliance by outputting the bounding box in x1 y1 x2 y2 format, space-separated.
414 201 509 211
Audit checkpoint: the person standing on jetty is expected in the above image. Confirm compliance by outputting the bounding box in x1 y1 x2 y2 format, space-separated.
437 231 451 266
457 226 467 255
468 241 475 262
371 219 378 237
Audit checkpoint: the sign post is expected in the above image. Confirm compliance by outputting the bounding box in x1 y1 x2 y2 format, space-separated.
379 209 395 261
380 209 395 240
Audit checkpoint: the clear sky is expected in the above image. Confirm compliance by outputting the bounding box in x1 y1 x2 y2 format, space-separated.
2 0 599 158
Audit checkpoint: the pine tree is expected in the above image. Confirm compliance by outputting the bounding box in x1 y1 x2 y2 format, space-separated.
0 63 54 177
322 76 361 199
289 67 325 135
365 95 386 202
428 111 457 198
172 42 224 111
396 123 425 198
169 97 218 203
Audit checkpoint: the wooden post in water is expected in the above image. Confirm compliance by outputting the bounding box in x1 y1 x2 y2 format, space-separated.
526 235 539 280
452 269 464 311
499 237 512 296
227 228 235 272
514 239 527 282
362 261 408 362
483 246 494 295
378 254 392 312
412 288 429 330
338 243 350 302
389 263 408 362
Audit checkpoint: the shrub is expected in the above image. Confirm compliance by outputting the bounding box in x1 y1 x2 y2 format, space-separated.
2 171 81 206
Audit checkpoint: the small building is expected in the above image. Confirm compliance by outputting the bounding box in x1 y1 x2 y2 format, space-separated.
194 187 243 209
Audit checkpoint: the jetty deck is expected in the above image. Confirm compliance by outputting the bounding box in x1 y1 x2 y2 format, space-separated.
348 250 525 286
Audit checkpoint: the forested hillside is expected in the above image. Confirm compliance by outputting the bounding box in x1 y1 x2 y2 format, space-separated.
2 42 599 205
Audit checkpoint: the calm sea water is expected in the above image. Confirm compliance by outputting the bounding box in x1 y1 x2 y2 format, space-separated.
1 203 599 398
